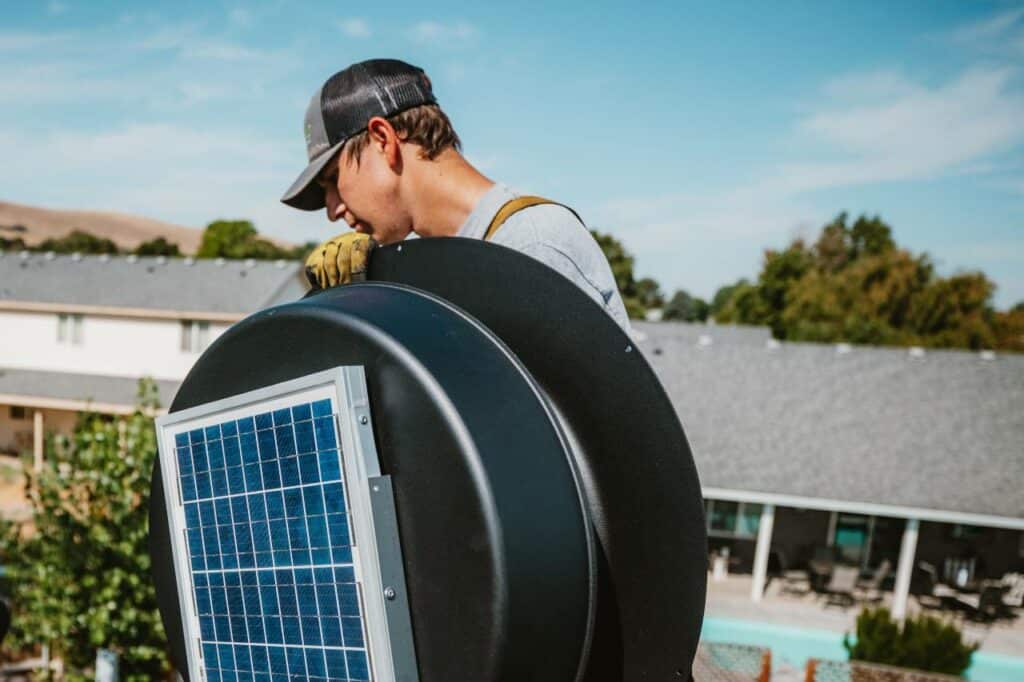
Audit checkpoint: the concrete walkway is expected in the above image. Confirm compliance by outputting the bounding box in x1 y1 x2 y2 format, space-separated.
705 573 1024 658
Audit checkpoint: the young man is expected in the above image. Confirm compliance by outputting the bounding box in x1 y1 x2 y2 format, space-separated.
281 59 629 331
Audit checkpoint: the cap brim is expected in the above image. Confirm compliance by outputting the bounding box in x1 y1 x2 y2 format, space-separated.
280 140 345 211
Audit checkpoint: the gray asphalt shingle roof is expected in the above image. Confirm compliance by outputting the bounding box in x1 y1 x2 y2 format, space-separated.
0 251 306 314
634 321 1024 521
0 366 180 411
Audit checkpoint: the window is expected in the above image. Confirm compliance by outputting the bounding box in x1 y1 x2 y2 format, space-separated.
57 313 84 345
705 499 763 538
180 320 211 353
9 406 28 420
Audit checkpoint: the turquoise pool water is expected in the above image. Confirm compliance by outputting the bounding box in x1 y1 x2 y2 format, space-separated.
701 616 1024 681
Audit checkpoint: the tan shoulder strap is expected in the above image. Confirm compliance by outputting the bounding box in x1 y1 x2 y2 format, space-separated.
483 195 583 241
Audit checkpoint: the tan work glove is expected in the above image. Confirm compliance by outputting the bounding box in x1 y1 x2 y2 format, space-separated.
305 232 377 290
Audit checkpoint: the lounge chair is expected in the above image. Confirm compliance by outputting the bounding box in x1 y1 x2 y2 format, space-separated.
823 565 860 608
961 585 1008 623
855 559 891 604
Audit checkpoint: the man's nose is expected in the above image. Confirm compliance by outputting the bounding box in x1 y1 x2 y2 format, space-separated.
324 192 346 223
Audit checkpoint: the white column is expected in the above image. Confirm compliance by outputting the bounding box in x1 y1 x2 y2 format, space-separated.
33 408 44 473
892 518 919 621
750 504 776 602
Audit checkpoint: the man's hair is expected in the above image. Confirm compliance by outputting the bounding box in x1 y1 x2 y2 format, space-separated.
343 103 461 164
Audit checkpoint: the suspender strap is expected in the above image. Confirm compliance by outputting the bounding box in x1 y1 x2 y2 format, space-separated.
483 195 583 241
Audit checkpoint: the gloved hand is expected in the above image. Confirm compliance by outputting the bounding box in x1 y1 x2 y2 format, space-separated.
304 232 377 289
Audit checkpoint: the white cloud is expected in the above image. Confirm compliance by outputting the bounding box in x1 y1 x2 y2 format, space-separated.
339 19 371 39
596 64 1024 298
0 122 330 242
784 67 1024 191
408 20 478 46
952 7 1024 44
0 30 72 50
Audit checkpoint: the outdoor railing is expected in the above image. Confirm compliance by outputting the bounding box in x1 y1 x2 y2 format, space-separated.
693 642 771 682
806 658 962 682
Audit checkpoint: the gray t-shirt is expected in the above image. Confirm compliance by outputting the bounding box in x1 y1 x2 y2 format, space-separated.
455 183 631 331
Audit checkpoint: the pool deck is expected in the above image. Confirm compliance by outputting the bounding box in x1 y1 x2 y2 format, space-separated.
704 572 1024 660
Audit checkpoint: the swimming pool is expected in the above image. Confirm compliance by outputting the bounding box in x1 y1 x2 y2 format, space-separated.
700 616 1024 681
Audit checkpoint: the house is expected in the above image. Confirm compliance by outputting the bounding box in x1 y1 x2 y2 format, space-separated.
0 251 306 471
632 320 1024 618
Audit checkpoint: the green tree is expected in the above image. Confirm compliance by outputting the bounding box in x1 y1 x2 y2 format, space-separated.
37 230 120 255
662 290 709 322
590 229 662 319
635 277 665 310
844 607 976 675
714 212 1012 351
0 380 170 681
710 280 747 317
134 237 181 257
197 220 292 260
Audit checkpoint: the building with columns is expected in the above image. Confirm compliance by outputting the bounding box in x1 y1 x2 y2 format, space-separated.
633 320 1024 620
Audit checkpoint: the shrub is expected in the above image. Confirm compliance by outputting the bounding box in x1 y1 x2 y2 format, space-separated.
844 607 977 675
0 380 170 680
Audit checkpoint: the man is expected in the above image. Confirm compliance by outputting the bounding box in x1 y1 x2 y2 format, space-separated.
281 59 630 331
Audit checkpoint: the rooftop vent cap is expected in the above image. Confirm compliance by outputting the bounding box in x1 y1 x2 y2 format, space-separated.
697 334 713 348
71 252 82 262
45 251 56 260
156 256 167 265
245 258 256 268
126 254 137 263
99 253 110 262
766 338 781 350
19 251 30 260
836 342 852 354
980 350 996 361
908 346 925 358
215 257 226 266
184 256 195 266
275 259 286 269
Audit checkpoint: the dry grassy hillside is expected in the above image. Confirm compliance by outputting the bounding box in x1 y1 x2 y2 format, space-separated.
0 200 203 253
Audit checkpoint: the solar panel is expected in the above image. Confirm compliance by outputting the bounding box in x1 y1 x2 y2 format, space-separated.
156 368 417 682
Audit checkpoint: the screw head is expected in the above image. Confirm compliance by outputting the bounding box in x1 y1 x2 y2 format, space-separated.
359 415 368 425
384 587 396 600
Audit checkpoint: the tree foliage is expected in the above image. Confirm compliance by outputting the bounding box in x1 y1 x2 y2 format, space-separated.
134 237 181 257
662 290 709 322
716 212 1015 350
590 229 662 319
0 380 170 681
197 220 300 260
844 607 976 675
37 230 120 255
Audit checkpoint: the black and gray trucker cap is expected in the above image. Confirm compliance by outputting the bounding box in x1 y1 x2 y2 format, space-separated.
281 59 436 211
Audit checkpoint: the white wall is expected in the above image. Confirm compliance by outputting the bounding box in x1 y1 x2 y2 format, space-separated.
0 310 230 380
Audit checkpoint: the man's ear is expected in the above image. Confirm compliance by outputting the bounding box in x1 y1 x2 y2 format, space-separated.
366 116 402 170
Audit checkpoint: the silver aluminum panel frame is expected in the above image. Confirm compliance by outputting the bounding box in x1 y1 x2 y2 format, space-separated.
155 367 418 682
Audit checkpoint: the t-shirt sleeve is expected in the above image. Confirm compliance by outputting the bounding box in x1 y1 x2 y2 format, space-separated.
489 204 631 331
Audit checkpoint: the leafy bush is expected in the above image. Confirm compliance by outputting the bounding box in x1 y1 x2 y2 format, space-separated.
844 607 977 675
0 380 169 680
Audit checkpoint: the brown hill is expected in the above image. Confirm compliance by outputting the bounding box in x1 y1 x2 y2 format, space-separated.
0 200 204 254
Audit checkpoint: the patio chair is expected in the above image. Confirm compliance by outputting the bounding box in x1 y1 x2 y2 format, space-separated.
962 584 1008 624
823 565 860 609
855 559 891 604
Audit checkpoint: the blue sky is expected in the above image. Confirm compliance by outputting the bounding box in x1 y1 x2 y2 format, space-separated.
1 1 1022 307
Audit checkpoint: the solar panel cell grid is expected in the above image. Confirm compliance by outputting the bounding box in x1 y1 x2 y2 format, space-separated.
174 398 372 681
